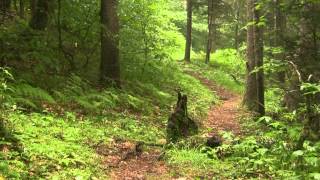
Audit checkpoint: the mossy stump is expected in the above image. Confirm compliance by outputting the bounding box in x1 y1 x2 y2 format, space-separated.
166 92 198 143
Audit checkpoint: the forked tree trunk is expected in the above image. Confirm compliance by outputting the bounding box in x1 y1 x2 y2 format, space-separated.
100 0 121 87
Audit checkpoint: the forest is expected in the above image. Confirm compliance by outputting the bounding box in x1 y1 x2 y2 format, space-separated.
0 0 320 179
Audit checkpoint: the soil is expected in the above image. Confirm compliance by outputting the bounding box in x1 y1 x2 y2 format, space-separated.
100 72 242 180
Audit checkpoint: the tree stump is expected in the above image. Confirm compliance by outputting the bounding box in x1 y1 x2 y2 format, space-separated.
166 92 198 143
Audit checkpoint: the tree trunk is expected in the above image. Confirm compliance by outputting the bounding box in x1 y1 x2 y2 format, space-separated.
284 3 320 111
19 0 24 18
184 0 192 62
274 0 285 84
254 0 265 116
30 0 36 16
234 0 240 50
100 0 120 87
205 0 214 64
0 0 11 22
29 0 49 30
0 0 11 12
296 2 320 144
243 0 258 112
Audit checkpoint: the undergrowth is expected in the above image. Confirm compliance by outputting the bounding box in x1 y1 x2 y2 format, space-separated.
183 49 246 94
0 59 217 179
164 50 320 179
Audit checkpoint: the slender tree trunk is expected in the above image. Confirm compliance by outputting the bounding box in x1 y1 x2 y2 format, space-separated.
100 0 120 87
19 0 24 18
243 0 258 112
254 0 265 116
274 0 285 83
30 0 36 16
29 0 49 30
184 0 192 62
13 0 18 12
205 0 214 64
234 0 240 50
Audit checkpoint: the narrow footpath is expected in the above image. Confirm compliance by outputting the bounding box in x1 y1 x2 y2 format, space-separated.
187 72 242 136
102 72 242 180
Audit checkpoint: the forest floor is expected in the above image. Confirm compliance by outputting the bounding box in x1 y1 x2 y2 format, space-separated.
103 72 242 179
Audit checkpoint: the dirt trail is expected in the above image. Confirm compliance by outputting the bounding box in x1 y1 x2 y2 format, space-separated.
187 72 242 135
102 72 242 180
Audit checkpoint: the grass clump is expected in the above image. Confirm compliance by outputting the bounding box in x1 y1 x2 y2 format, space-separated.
166 146 235 179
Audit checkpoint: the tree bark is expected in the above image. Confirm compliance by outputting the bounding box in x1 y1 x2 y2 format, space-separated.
0 0 11 22
0 0 11 12
30 0 36 16
234 0 240 50
184 0 192 62
254 0 265 116
29 0 49 30
19 0 24 18
243 0 258 112
100 0 121 87
274 0 286 83
205 0 214 64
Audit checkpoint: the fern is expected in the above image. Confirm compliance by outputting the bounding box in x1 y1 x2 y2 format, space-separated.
13 97 38 109
12 83 56 109
74 98 97 111
85 93 117 108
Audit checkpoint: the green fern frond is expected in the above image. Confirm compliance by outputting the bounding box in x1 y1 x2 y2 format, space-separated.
74 98 96 111
13 97 38 109
13 83 56 104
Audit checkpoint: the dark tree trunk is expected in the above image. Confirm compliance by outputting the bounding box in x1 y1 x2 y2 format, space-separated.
205 0 214 64
184 0 192 62
0 0 11 22
296 2 320 144
167 92 198 143
29 0 49 30
19 0 24 18
30 0 36 16
100 0 120 87
254 0 265 116
0 0 11 12
243 0 258 112
274 0 285 84
284 3 320 111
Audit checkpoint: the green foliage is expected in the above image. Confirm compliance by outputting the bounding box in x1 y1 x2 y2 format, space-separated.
12 83 55 109
184 49 246 94
1 112 106 179
120 0 185 61
265 87 285 114
0 68 13 109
